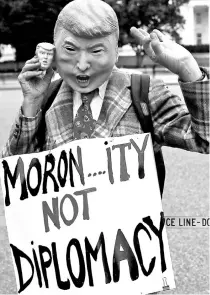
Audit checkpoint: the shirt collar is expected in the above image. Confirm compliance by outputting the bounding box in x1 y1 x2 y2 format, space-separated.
74 80 109 100
98 80 109 99
74 79 109 100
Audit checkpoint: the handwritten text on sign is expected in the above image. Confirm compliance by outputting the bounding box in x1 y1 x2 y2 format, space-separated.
0 134 175 295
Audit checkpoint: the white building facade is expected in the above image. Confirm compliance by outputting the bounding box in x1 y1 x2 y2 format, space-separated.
179 0 209 45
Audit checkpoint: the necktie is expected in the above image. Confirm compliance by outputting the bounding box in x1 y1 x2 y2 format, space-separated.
73 90 97 140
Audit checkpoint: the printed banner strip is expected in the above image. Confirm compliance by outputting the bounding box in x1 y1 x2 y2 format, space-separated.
165 216 210 228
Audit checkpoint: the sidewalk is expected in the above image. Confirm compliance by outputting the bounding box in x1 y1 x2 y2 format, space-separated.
0 73 19 90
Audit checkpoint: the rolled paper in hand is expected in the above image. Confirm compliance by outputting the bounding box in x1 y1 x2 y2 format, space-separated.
35 42 55 70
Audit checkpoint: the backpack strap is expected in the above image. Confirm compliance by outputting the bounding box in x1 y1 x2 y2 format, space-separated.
42 77 63 114
36 78 63 150
131 74 154 137
131 73 165 196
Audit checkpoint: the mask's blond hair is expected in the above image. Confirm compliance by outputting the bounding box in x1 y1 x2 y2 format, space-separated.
54 0 119 43
35 42 55 55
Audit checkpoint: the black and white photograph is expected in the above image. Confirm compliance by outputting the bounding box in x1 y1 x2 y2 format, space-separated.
0 0 209 294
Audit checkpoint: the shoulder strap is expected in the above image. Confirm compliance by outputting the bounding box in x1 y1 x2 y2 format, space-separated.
131 73 165 197
131 73 153 136
42 78 63 113
36 78 63 150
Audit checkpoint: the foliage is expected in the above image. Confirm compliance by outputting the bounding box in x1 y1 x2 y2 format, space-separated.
105 0 189 47
0 0 70 61
0 0 189 61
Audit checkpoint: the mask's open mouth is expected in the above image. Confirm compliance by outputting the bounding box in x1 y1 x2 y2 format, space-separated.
76 75 90 84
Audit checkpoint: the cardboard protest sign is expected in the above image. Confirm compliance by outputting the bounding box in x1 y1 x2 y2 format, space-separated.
0 133 175 295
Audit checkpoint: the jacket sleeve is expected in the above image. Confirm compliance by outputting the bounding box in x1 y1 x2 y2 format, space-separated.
1 109 45 157
149 67 209 153
1 79 63 158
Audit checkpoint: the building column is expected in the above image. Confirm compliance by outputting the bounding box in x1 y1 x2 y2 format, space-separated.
180 2 195 44
186 3 195 44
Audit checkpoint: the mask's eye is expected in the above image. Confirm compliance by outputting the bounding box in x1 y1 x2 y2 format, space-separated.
92 49 103 54
65 46 76 53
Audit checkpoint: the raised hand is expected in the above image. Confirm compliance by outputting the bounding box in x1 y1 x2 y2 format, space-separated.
18 56 54 116
130 27 202 82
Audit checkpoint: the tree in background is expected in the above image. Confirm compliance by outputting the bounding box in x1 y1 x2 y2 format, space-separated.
106 0 189 46
0 0 68 61
0 0 189 62
106 0 189 67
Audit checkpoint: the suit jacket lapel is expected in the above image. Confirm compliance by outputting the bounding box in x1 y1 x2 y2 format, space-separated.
45 69 132 146
45 81 74 145
92 69 131 138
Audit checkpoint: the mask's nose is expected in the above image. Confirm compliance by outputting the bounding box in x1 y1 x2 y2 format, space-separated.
76 52 90 72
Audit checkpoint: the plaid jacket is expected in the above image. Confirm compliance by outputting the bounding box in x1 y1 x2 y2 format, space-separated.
1 67 209 157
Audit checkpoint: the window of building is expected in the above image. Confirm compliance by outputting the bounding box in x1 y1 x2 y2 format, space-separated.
196 12 202 24
196 33 202 45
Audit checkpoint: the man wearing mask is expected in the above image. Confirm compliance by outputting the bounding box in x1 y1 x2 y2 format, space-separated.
1 0 209 162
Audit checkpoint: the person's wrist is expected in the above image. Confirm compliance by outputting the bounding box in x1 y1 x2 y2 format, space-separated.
22 99 42 117
178 56 202 82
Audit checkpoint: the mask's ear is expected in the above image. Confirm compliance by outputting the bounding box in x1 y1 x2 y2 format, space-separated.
35 46 39 57
116 46 119 62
